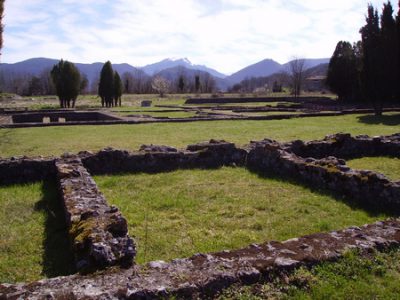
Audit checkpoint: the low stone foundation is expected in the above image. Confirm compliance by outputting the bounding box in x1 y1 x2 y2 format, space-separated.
0 156 56 185
247 138 400 212
56 156 136 272
284 132 400 159
1 133 400 298
185 96 334 105
79 140 247 175
11 111 121 124
1 219 400 299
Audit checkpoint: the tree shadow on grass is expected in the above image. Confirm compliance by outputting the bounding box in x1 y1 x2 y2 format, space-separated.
35 180 76 278
248 168 399 218
357 113 400 126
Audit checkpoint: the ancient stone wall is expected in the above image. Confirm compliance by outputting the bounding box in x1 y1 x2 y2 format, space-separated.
284 133 400 159
12 111 120 124
247 138 400 212
56 155 136 272
185 96 333 105
0 156 56 185
2 219 400 299
1 134 400 298
80 140 247 175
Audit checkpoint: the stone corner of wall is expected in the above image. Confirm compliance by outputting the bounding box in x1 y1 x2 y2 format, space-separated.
55 155 136 272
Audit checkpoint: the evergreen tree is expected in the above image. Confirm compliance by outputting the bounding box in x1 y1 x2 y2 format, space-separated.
380 1 397 102
113 71 123 107
360 5 383 115
51 60 81 108
98 61 114 107
326 41 360 102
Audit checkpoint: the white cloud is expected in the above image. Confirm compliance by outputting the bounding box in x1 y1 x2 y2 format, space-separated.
2 0 394 74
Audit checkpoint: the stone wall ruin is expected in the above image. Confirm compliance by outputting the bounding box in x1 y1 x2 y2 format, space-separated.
0 132 400 298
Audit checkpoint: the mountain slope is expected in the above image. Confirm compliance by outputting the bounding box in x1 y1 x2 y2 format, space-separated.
0 58 143 85
154 66 229 91
142 58 226 78
282 58 330 71
0 57 59 75
226 59 282 84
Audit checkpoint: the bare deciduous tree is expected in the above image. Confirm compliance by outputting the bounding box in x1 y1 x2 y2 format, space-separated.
151 76 170 97
288 58 306 98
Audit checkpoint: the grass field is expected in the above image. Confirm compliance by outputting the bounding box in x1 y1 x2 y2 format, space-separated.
347 157 400 181
0 92 334 110
94 167 386 264
0 99 399 290
1 113 399 157
0 181 74 283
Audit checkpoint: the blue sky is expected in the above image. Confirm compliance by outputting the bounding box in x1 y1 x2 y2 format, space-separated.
3 0 392 74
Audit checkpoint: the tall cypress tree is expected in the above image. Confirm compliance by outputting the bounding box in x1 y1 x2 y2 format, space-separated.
113 71 123 107
360 5 383 115
51 60 81 108
98 61 114 107
326 41 359 102
380 2 397 102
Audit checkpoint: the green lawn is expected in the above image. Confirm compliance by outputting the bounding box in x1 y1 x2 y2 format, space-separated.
94 167 386 264
0 181 74 283
219 249 400 299
1 113 399 157
0 110 399 287
347 157 400 181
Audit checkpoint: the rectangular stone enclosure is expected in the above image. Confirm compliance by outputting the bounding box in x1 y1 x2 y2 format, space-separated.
0 133 399 282
11 111 120 124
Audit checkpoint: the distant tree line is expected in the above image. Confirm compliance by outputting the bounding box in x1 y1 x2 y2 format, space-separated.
0 64 217 98
326 1 400 115
228 62 316 96
0 68 89 97
228 73 287 94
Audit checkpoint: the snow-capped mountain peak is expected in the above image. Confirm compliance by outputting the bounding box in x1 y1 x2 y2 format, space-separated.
142 57 226 78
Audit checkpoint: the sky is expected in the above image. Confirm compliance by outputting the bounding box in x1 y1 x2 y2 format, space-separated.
2 0 394 75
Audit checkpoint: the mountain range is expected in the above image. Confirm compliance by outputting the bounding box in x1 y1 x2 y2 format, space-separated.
142 58 226 79
0 57 329 90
